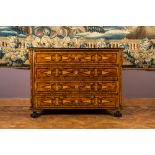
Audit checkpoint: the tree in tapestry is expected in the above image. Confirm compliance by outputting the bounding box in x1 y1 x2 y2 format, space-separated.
0 26 155 68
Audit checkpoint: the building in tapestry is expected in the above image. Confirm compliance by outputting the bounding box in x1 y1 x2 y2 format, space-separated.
0 26 155 68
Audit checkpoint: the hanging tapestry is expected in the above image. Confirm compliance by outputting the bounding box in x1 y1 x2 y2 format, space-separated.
0 26 155 69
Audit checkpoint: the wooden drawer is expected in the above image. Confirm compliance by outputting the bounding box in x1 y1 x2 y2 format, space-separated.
34 94 118 109
35 81 118 93
35 52 119 65
35 67 119 81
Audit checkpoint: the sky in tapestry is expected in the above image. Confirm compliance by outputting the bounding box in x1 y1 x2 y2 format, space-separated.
1 26 155 39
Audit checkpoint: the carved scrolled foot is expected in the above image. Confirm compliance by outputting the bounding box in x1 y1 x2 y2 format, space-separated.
30 111 39 118
114 111 122 117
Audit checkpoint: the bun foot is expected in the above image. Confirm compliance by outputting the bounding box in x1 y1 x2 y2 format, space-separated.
114 111 122 117
31 111 39 118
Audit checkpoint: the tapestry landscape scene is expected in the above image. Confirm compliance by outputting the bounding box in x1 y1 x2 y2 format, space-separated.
0 26 155 69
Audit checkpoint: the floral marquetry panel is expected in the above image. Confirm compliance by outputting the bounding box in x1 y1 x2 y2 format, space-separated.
35 51 118 64
35 81 118 93
35 95 118 108
35 67 119 81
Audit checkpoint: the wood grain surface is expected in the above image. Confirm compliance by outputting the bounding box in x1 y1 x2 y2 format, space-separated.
30 48 123 112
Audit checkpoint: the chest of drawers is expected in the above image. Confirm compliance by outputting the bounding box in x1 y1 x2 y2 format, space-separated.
29 48 123 117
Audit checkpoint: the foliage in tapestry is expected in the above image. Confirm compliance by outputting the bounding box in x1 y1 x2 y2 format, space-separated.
0 26 155 68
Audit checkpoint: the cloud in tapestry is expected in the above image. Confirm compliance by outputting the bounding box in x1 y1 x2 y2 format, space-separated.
0 26 155 68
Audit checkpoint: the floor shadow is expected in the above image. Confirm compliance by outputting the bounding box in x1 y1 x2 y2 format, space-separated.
41 109 111 116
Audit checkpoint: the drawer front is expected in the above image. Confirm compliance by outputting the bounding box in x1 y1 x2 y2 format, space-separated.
34 94 118 108
35 52 118 64
35 67 119 81
35 81 118 93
